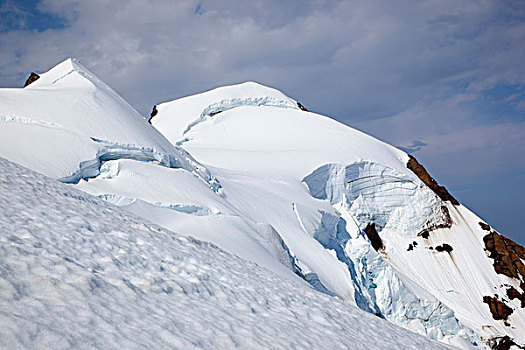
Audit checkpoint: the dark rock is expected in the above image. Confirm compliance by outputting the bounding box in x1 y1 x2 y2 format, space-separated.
23 72 40 87
507 286 525 308
421 231 430 239
407 244 414 251
364 223 384 251
435 243 453 253
488 336 524 350
483 231 525 280
148 105 158 124
413 241 418 246
479 222 491 231
297 102 308 112
483 296 513 321
407 155 459 205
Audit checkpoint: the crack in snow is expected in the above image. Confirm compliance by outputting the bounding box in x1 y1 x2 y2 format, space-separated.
59 138 177 184
177 97 299 145
0 115 64 129
301 161 482 347
98 193 225 217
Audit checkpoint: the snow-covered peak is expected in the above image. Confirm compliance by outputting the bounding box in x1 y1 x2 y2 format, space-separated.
0 156 451 350
0 58 188 179
151 81 301 142
159 81 298 110
0 59 297 287
3 59 525 349
25 58 85 88
151 82 525 348
153 85 410 180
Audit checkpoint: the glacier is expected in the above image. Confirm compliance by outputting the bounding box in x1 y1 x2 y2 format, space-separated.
1 58 524 349
302 161 480 346
0 157 451 349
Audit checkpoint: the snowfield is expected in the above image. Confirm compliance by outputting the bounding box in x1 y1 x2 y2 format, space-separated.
0 157 450 350
153 83 525 348
1 58 524 349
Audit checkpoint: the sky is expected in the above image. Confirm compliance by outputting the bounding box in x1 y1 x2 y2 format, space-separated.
0 0 524 244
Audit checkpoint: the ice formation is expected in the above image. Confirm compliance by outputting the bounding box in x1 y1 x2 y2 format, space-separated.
2 59 524 349
0 157 451 350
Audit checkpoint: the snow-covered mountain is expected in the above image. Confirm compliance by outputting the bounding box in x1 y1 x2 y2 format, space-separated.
1 157 452 349
1 58 524 349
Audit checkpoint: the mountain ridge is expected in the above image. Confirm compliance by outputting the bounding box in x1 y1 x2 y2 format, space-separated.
1 58 524 349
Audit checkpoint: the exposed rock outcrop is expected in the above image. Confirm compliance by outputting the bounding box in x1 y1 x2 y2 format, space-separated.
479 222 491 231
148 105 158 124
507 285 525 308
483 296 513 321
435 243 453 253
488 336 524 350
297 102 308 111
483 231 525 280
23 72 40 87
407 155 459 205
364 223 384 251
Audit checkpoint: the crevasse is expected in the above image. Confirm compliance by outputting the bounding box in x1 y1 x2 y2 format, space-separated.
181 97 299 138
59 137 221 193
302 161 482 348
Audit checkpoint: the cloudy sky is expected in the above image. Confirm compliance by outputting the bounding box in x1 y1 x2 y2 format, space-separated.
1 0 524 243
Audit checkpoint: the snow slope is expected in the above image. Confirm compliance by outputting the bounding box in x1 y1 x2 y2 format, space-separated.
152 82 525 348
0 157 453 349
0 59 299 283
2 59 523 349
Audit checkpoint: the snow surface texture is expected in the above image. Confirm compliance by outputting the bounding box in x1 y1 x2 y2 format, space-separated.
302 162 479 345
153 83 525 348
2 59 524 349
0 59 296 282
0 58 217 192
0 157 452 350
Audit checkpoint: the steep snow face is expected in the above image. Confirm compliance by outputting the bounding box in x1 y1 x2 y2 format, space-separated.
0 59 179 178
152 83 525 349
74 158 297 280
0 60 298 282
302 162 478 345
303 164 525 348
0 157 454 350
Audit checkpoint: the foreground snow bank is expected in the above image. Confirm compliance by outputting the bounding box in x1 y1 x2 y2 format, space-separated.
0 157 451 349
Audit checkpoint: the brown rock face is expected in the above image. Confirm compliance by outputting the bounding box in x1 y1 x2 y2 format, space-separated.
488 336 524 350
507 286 525 308
406 155 459 205
296 102 308 111
483 296 513 321
148 105 158 124
364 223 384 251
479 222 491 231
483 231 525 280
23 72 40 87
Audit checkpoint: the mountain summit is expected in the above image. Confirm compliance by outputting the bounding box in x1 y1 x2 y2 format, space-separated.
1 59 523 349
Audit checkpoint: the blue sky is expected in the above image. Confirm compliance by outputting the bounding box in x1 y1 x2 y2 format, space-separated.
1 0 524 243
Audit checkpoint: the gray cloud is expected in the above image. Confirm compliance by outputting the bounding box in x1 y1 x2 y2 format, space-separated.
0 0 524 242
